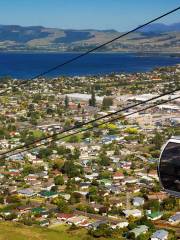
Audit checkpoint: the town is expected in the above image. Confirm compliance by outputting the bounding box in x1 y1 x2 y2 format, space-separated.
0 64 179 240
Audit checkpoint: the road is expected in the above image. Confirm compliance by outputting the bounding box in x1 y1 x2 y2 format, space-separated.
74 209 122 224
74 210 180 236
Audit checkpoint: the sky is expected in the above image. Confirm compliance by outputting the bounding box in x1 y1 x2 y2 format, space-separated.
0 0 179 31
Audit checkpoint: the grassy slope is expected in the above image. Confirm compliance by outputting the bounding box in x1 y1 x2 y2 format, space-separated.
0 222 118 240
0 222 87 240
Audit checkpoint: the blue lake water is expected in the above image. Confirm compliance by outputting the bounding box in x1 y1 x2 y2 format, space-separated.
0 52 179 79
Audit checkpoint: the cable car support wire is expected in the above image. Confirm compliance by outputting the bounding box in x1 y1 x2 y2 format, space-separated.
1 93 179 160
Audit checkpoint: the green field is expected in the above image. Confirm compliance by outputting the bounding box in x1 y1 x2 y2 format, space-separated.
0 222 88 240
0 222 119 240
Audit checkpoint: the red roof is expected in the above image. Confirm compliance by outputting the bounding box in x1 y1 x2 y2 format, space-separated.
57 213 74 219
113 172 124 177
1 171 20 176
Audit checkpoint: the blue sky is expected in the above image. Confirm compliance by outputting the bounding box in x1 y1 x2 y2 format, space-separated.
0 0 179 31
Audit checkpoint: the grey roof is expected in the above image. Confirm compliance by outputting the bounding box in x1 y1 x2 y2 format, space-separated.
89 220 108 228
169 212 180 221
152 230 168 239
133 197 144 203
18 188 35 196
80 182 91 187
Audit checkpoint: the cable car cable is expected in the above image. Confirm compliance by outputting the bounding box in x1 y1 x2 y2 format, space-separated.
1 94 179 160
0 6 179 96
0 87 179 158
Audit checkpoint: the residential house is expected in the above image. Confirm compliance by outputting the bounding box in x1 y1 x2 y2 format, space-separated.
123 209 142 218
67 215 88 226
113 172 124 181
41 180 54 191
39 219 49 227
17 206 32 215
148 192 168 201
147 211 163 221
111 221 129 229
99 179 112 186
120 161 132 170
32 159 44 165
89 220 108 230
80 182 91 190
168 212 180 225
24 174 38 182
39 190 58 199
57 213 74 221
37 171 48 179
151 230 168 240
109 199 122 208
130 225 149 238
74 191 88 198
8 186 17 193
90 203 104 213
107 185 121 195
26 153 36 161
123 177 138 185
18 188 36 197
148 170 159 180
59 192 71 201
79 219 92 228
31 207 48 217
132 197 144 207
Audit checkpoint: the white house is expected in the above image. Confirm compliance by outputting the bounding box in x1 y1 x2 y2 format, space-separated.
85 173 98 180
133 197 144 207
130 225 149 238
123 209 142 218
111 221 129 229
67 216 88 225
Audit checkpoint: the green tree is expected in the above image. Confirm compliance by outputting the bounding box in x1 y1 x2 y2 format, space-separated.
88 186 98 202
99 152 110 166
67 135 80 143
89 87 96 107
73 147 80 159
151 131 164 150
69 192 82 204
137 233 150 240
38 148 53 159
162 197 176 211
62 160 83 178
54 175 64 185
102 97 113 110
64 95 69 108
83 131 91 139
23 164 35 175
146 200 160 212
53 197 71 213
89 224 112 238
77 103 81 110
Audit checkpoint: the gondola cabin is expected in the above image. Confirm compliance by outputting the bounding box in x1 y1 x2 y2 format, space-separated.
158 136 180 197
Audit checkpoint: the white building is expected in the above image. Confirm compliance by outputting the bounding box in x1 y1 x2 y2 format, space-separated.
123 209 142 218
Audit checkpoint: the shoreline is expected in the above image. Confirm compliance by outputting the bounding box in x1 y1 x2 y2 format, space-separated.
0 50 179 57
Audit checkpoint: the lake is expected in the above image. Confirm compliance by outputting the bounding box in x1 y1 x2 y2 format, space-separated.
0 52 179 79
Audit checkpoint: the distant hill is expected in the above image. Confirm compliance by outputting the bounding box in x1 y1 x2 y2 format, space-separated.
0 23 179 53
0 25 50 43
138 22 180 33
